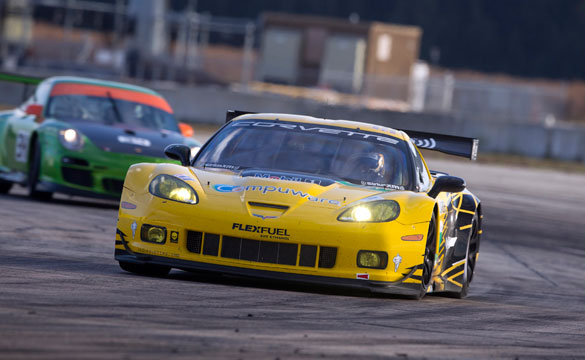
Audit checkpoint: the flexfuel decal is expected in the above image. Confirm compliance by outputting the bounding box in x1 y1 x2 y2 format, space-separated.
232 223 290 240
214 184 340 205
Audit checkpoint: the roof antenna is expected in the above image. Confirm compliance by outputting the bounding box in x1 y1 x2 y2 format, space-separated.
324 97 330 120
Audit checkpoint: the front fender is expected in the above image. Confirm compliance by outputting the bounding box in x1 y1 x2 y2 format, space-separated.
123 163 203 194
393 191 437 225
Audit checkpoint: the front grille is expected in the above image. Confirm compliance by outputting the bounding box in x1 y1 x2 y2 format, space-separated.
61 157 89 166
277 243 298 265
61 167 93 187
318 247 338 268
299 245 317 267
221 236 298 265
202 233 220 256
221 236 241 259
103 178 124 194
184 230 337 269
186 231 202 253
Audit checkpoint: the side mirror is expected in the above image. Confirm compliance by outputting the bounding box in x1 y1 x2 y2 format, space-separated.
428 175 466 199
25 104 44 118
164 144 191 166
178 122 194 138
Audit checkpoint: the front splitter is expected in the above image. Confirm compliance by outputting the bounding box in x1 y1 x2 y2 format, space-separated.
115 249 421 296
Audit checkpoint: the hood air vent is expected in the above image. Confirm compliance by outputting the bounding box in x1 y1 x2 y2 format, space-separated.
247 202 289 220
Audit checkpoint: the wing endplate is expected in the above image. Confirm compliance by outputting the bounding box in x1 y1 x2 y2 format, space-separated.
403 130 479 161
226 110 256 123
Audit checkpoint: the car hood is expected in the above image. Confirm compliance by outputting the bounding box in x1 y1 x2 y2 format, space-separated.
192 167 393 211
69 121 188 157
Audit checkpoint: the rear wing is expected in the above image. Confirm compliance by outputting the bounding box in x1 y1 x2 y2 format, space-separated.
226 110 255 122
0 72 43 85
225 110 479 161
403 130 479 161
0 72 44 103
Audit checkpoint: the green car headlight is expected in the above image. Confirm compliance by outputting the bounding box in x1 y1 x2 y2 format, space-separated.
149 174 198 204
337 200 400 222
59 128 84 151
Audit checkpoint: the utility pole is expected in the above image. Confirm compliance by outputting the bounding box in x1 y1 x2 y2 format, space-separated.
240 21 255 87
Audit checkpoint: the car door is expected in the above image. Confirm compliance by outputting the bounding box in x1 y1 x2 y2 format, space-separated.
0 97 40 174
1 80 51 175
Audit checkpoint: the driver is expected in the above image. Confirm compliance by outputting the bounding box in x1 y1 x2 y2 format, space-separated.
354 152 388 183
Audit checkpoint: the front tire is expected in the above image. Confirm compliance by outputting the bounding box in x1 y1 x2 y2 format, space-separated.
28 139 53 200
450 212 480 299
119 261 171 277
413 212 437 300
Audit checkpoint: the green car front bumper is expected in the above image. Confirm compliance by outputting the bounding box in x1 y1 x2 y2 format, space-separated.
38 134 177 199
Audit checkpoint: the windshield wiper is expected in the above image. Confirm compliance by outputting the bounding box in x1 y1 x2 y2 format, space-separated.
202 163 243 171
106 91 123 124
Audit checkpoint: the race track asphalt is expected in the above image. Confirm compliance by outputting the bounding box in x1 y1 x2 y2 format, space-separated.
1 158 584 360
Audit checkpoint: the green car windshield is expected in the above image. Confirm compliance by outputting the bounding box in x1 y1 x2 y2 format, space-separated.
45 94 180 132
194 120 414 190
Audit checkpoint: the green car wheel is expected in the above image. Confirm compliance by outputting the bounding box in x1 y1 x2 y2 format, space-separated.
28 139 53 200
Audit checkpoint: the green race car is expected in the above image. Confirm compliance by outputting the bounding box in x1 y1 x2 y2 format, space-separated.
0 76 201 200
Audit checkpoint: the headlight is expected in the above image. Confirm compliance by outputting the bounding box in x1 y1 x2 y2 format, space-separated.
357 251 388 269
59 128 84 150
149 174 198 204
141 224 167 244
337 200 400 222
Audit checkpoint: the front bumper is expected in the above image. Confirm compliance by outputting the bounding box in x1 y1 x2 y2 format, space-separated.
114 248 421 296
115 190 431 296
40 141 170 198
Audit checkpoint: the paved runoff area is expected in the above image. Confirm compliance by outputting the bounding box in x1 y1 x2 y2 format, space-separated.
1 150 585 359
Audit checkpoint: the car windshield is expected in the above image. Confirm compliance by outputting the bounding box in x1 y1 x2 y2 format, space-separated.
194 120 414 190
45 94 180 132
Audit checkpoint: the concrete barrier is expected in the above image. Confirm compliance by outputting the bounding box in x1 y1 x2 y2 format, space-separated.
1 78 583 163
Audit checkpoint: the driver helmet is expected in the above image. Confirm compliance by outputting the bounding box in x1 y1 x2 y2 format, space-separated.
356 152 386 180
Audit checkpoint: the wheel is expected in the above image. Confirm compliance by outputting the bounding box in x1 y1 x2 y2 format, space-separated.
451 212 480 299
443 212 480 299
28 139 53 200
119 261 171 277
413 212 437 300
0 179 12 194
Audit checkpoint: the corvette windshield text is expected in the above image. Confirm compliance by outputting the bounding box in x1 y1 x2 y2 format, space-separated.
214 184 341 205
232 121 399 144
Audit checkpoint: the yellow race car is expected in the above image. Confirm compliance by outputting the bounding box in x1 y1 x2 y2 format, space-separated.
115 111 482 299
